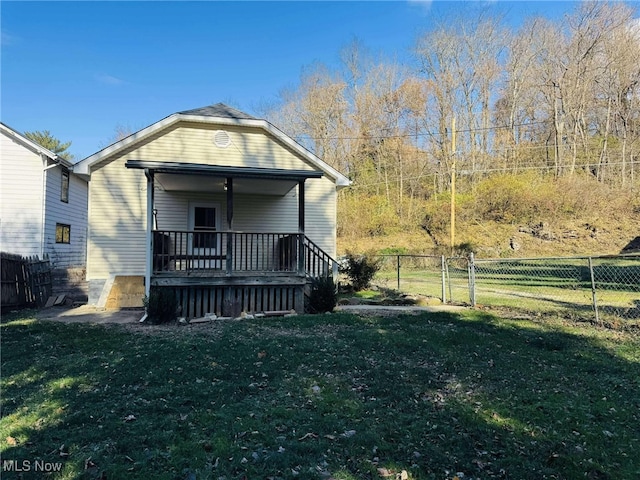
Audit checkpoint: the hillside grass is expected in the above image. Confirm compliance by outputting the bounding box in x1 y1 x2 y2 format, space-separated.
1 309 639 479
338 173 640 258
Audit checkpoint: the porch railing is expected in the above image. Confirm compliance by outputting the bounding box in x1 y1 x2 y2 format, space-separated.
153 231 336 277
304 236 337 280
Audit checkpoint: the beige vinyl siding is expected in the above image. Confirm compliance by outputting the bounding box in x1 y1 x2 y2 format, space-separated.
303 177 337 258
86 157 147 279
155 190 297 233
43 166 88 268
0 131 44 257
126 123 317 172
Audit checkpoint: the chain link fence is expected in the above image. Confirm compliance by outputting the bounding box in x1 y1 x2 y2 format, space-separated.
372 253 640 323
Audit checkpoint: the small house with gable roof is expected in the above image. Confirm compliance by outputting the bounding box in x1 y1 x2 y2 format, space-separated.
73 104 350 316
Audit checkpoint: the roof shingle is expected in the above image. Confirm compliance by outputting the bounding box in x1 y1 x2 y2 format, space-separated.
178 103 257 120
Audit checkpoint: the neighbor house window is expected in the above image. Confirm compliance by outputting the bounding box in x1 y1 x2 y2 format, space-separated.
56 223 70 244
61 169 69 203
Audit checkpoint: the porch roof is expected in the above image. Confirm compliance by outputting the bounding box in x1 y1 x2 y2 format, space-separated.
126 160 324 195
125 160 324 181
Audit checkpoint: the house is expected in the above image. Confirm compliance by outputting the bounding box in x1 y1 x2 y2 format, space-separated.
0 122 88 271
73 104 350 316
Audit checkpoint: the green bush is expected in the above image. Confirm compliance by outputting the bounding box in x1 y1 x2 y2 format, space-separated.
340 251 382 291
307 275 338 314
143 287 178 324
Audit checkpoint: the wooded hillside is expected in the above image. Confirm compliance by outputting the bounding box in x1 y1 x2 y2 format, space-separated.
264 1 640 257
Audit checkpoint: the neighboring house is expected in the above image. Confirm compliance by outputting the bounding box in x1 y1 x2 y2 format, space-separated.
74 104 350 316
0 122 88 270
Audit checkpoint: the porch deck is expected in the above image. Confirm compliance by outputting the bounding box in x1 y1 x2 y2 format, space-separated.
150 230 336 317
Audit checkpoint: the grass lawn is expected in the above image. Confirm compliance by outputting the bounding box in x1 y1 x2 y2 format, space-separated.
1 309 639 480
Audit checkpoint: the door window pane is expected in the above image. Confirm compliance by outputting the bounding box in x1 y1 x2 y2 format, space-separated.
193 207 216 248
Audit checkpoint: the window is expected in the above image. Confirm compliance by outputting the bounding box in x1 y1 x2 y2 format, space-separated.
61 169 69 203
56 223 70 244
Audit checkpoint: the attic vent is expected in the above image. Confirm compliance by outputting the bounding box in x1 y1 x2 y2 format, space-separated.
213 130 231 148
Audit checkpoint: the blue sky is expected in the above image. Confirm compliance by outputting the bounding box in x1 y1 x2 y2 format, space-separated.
2 1 579 160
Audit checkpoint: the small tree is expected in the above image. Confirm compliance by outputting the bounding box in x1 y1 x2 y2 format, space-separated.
340 251 382 291
24 130 74 160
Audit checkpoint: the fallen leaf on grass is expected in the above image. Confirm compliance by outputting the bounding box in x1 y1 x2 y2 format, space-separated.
377 467 393 477
298 432 318 441
6 436 17 446
59 444 70 457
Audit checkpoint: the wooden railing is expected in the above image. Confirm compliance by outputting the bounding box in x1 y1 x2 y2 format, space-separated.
153 230 337 279
153 231 307 275
304 236 338 280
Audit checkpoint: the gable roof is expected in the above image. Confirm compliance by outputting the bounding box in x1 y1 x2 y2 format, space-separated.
0 122 73 168
177 104 258 120
74 103 350 188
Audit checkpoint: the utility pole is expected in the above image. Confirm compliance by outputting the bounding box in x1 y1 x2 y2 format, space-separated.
450 117 456 254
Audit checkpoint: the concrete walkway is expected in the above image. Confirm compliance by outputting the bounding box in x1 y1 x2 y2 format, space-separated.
36 305 144 324
33 303 468 325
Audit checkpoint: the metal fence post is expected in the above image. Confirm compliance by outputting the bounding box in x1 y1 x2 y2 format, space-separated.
588 256 600 325
469 252 476 307
397 255 401 291
441 255 446 303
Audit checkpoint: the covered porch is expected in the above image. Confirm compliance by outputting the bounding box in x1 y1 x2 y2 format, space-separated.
126 160 337 317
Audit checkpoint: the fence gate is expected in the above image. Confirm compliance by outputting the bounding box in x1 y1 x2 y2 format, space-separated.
1 252 52 309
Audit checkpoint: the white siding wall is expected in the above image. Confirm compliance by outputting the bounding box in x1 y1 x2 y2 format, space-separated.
86 123 339 281
0 131 44 257
43 166 88 268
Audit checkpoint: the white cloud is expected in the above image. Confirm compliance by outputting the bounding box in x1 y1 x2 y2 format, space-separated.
95 74 125 86
1 31 19 46
407 0 433 14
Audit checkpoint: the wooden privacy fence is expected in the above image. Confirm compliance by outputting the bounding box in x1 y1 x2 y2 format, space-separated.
1 252 52 308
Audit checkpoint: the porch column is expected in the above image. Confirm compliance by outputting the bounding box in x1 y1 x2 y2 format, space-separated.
298 179 305 233
225 177 233 275
295 180 306 313
297 180 306 274
144 169 154 300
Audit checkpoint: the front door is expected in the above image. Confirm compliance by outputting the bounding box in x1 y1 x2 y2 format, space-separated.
188 202 221 269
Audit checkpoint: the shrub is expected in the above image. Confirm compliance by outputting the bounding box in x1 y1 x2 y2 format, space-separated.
143 287 178 324
340 251 382 291
454 241 477 256
307 275 338 314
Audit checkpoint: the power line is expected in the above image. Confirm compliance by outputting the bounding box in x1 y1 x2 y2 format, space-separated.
299 120 551 143
347 159 640 189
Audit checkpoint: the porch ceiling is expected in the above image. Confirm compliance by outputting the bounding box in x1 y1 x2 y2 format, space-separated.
126 160 323 196
156 173 297 195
